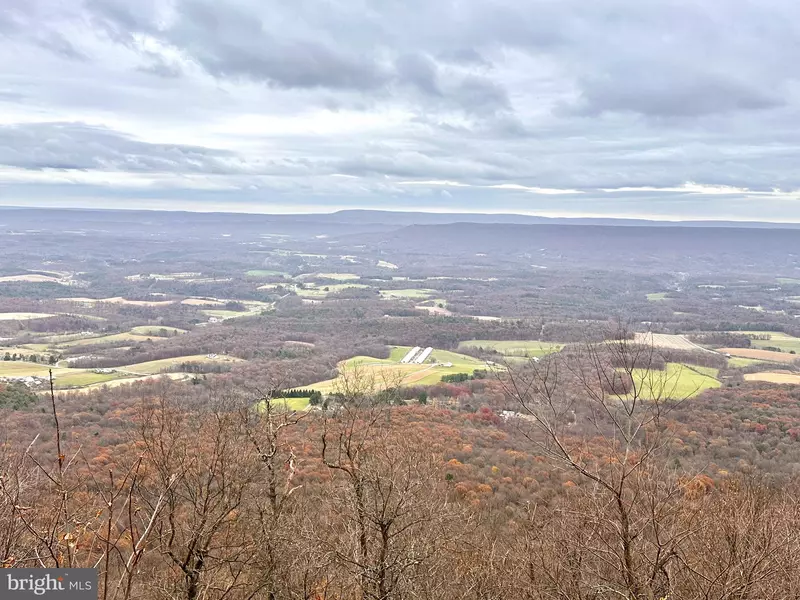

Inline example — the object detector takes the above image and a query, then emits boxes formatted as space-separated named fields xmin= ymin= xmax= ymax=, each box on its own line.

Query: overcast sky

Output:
xmin=2 ymin=0 xmax=800 ymax=220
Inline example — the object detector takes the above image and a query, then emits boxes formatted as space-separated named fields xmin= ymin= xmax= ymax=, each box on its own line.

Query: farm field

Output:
xmin=57 ymin=297 xmax=176 ymax=307
xmin=647 ymin=292 xmax=668 ymax=301
xmin=181 ymin=297 xmax=225 ymax=306
xmin=734 ymin=331 xmax=800 ymax=353
xmin=626 ymin=363 xmax=720 ymax=399
xmin=52 ymin=370 xmax=127 ymax=389
xmin=376 ymin=260 xmax=398 ymax=269
xmin=728 ymin=357 xmax=770 ymax=368
xmin=60 ymin=372 xmax=193 ymax=393
xmin=121 ymin=354 xmax=243 ymax=375
xmin=633 ymin=332 xmax=711 ymax=352
xmin=0 ymin=352 xmax=243 ymax=389
xmin=256 ymin=397 xmax=311 ymax=412
xmin=304 ymin=346 xmax=489 ymax=394
xmin=719 ymin=348 xmax=798 ymax=363
xmin=129 ymin=325 xmax=187 ymax=336
xmin=297 ymin=283 xmax=370 ymax=297
xmin=416 ymin=304 xmax=452 ymax=316
xmin=0 ymin=274 xmax=63 ymax=283
xmin=458 ymin=340 xmax=564 ymax=357
xmin=0 ymin=312 xmax=55 ymax=320
xmin=744 ymin=372 xmax=800 ymax=384
xmin=777 ymin=278 xmax=800 ymax=285
xmin=379 ymin=289 xmax=434 ymax=300
xmin=202 ymin=301 xmax=272 ymax=320
xmin=0 ymin=361 xmax=53 ymax=377
xmin=56 ymin=331 xmax=162 ymax=348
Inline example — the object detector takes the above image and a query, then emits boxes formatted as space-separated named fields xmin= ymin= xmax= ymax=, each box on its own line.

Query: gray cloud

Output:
xmin=0 ymin=122 xmax=240 ymax=173
xmin=1 ymin=0 xmax=800 ymax=219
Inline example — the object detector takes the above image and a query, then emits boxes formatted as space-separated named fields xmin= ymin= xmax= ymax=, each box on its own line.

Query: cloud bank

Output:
xmin=1 ymin=0 xmax=800 ymax=220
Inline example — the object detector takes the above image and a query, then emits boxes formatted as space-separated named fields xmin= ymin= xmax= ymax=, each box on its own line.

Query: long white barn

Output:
xmin=414 ymin=347 xmax=433 ymax=364
xmin=400 ymin=346 xmax=422 ymax=363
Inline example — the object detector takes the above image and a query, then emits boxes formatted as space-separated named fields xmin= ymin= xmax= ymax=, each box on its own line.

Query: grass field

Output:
xmin=647 ymin=292 xmax=669 ymax=301
xmin=58 ymin=297 xmax=176 ymax=307
xmin=778 ymin=278 xmax=800 ymax=285
xmin=129 ymin=325 xmax=187 ymax=336
xmin=380 ymin=289 xmax=434 ymax=300
xmin=181 ymin=297 xmax=225 ymax=306
xmin=303 ymin=346 xmax=488 ymax=393
xmin=377 ymin=260 xmax=398 ymax=269
xmin=60 ymin=372 xmax=193 ymax=393
xmin=295 ymin=283 xmax=370 ymax=297
xmin=56 ymin=332 xmax=159 ymax=348
xmin=0 ymin=312 xmax=55 ymax=320
xmin=52 ymin=370 xmax=127 ymax=389
xmin=203 ymin=309 xmax=247 ymax=319
xmin=733 ymin=331 xmax=800 ymax=353
xmin=625 ymin=363 xmax=720 ymax=399
xmin=256 ymin=397 xmax=310 ymax=411
xmin=744 ymin=372 xmax=800 ymax=384
xmin=728 ymin=357 xmax=770 ymax=368
xmin=118 ymin=354 xmax=242 ymax=375
xmin=719 ymin=348 xmax=797 ymax=363
xmin=0 ymin=362 xmax=53 ymax=377
xmin=458 ymin=340 xmax=564 ymax=357
xmin=0 ymin=274 xmax=62 ymax=283
xmin=633 ymin=332 xmax=711 ymax=352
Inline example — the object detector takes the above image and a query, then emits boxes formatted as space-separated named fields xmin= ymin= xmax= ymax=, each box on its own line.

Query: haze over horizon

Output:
xmin=3 ymin=0 xmax=800 ymax=221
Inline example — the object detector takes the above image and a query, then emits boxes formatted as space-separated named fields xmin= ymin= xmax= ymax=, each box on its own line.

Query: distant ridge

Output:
xmin=0 ymin=206 xmax=799 ymax=230
xmin=325 ymin=209 xmax=800 ymax=229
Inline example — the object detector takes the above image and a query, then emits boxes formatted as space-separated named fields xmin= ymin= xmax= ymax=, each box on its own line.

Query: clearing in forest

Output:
xmin=300 ymin=346 xmax=488 ymax=394
xmin=732 ymin=331 xmax=800 ymax=354
xmin=719 ymin=348 xmax=798 ymax=363
xmin=633 ymin=332 xmax=712 ymax=352
xmin=0 ymin=312 xmax=55 ymax=320
xmin=624 ymin=363 xmax=720 ymax=399
xmin=744 ymin=372 xmax=800 ymax=384
xmin=380 ymin=289 xmax=435 ymax=300
xmin=458 ymin=340 xmax=564 ymax=358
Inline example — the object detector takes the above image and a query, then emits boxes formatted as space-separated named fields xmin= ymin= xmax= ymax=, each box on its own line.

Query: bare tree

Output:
xmin=501 ymin=324 xmax=708 ymax=599
xmin=319 ymin=372 xmax=457 ymax=600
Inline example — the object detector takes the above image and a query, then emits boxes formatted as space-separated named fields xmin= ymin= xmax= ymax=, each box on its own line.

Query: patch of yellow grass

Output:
xmin=744 ymin=372 xmax=800 ymax=384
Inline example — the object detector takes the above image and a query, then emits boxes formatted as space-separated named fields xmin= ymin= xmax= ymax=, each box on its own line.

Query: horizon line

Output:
xmin=0 ymin=203 xmax=799 ymax=226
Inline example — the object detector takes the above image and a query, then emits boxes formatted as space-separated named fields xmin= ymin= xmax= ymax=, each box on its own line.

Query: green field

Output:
xmin=121 ymin=354 xmax=243 ymax=375
xmin=56 ymin=332 xmax=160 ymax=348
xmin=458 ymin=340 xmax=564 ymax=358
xmin=728 ymin=357 xmax=770 ymax=368
xmin=129 ymin=325 xmax=187 ymax=336
xmin=256 ymin=397 xmax=311 ymax=412
xmin=0 ymin=312 xmax=55 ymax=320
xmin=777 ymin=278 xmax=800 ymax=285
xmin=734 ymin=331 xmax=800 ymax=353
xmin=380 ymin=289 xmax=434 ymax=300
xmin=377 ymin=260 xmax=398 ymax=269
xmin=625 ymin=363 xmax=720 ymax=399
xmin=52 ymin=370 xmax=127 ymax=389
xmin=646 ymin=292 xmax=669 ymax=301
xmin=0 ymin=361 xmax=53 ymax=377
xmin=296 ymin=283 xmax=370 ymax=297
xmin=302 ymin=346 xmax=489 ymax=393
